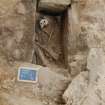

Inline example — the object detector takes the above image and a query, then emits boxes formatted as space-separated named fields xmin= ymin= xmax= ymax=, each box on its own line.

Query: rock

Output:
xmin=87 ymin=48 xmax=105 ymax=84
xmin=75 ymin=47 xmax=105 ymax=105
xmin=76 ymin=85 xmax=102 ymax=105
xmin=72 ymin=0 xmax=79 ymax=2
xmin=0 ymin=62 xmax=70 ymax=103
xmin=86 ymin=48 xmax=105 ymax=104
xmin=62 ymin=2 xmax=82 ymax=71
xmin=64 ymin=84 xmax=105 ymax=105
xmin=63 ymin=71 xmax=89 ymax=105
xmin=63 ymin=48 xmax=105 ymax=105
xmin=79 ymin=2 xmax=105 ymax=104
xmin=0 ymin=0 xmax=17 ymax=17
xmin=0 ymin=0 xmax=34 ymax=63
xmin=62 ymin=2 xmax=105 ymax=104
xmin=70 ymin=52 xmax=87 ymax=77
xmin=38 ymin=0 xmax=71 ymax=14
xmin=16 ymin=3 xmax=26 ymax=15
xmin=80 ymin=0 xmax=105 ymax=49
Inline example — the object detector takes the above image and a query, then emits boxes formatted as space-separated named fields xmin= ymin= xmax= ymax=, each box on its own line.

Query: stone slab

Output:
xmin=38 ymin=0 xmax=71 ymax=14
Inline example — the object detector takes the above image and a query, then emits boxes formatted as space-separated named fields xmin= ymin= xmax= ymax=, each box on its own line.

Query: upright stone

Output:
xmin=62 ymin=1 xmax=81 ymax=71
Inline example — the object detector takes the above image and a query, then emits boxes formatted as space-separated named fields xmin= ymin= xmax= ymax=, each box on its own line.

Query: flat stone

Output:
xmin=38 ymin=0 xmax=71 ymax=14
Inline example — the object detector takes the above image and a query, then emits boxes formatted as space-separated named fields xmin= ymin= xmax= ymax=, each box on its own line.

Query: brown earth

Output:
xmin=0 ymin=0 xmax=105 ymax=105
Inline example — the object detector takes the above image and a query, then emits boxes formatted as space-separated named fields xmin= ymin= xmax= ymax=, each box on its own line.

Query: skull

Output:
xmin=40 ymin=18 xmax=49 ymax=29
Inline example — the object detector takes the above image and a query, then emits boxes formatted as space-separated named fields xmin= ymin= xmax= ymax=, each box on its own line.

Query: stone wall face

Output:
xmin=80 ymin=0 xmax=105 ymax=49
xmin=62 ymin=1 xmax=87 ymax=77
xmin=63 ymin=0 xmax=105 ymax=105
xmin=0 ymin=0 xmax=34 ymax=63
